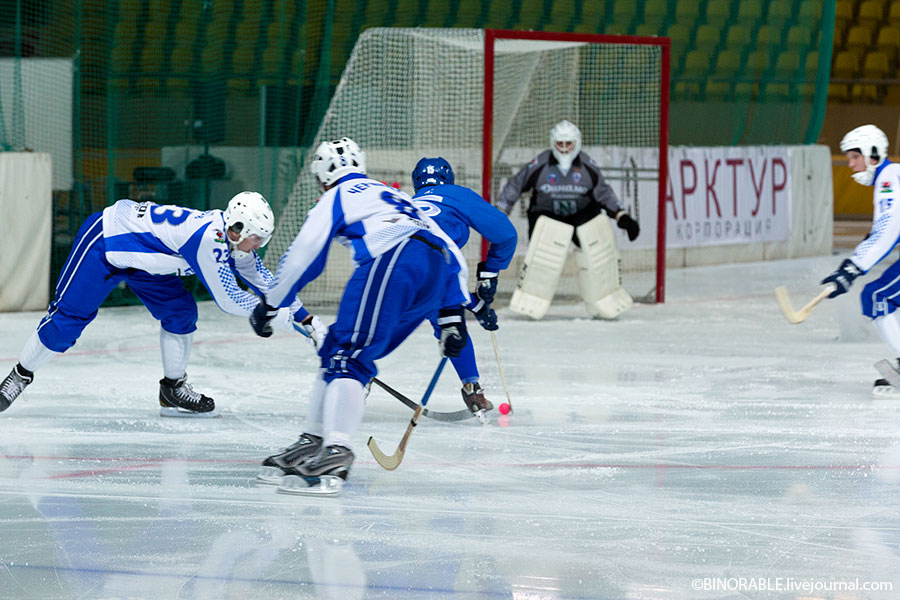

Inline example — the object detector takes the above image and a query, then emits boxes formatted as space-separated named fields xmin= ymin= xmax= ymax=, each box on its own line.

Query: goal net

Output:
xmin=268 ymin=28 xmax=669 ymax=307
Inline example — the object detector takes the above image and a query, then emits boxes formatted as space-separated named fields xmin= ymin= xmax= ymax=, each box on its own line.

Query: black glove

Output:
xmin=437 ymin=307 xmax=468 ymax=357
xmin=471 ymin=299 xmax=498 ymax=331
xmin=476 ymin=261 xmax=498 ymax=304
xmin=617 ymin=212 xmax=640 ymax=241
xmin=821 ymin=258 xmax=863 ymax=298
xmin=250 ymin=301 xmax=279 ymax=338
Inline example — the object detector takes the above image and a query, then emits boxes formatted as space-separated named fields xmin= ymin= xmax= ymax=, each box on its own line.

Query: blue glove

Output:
xmin=250 ymin=301 xmax=278 ymax=338
xmin=437 ymin=307 xmax=468 ymax=357
xmin=476 ymin=261 xmax=498 ymax=304
xmin=821 ymin=258 xmax=862 ymax=298
xmin=471 ymin=299 xmax=498 ymax=331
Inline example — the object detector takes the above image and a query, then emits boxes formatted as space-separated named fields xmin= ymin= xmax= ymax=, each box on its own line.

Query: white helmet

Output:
xmin=310 ymin=137 xmax=366 ymax=187
xmin=840 ymin=124 xmax=889 ymax=186
xmin=223 ymin=191 xmax=274 ymax=258
xmin=550 ymin=120 xmax=582 ymax=175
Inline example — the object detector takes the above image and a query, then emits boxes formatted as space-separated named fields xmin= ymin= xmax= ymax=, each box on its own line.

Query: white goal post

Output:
xmin=268 ymin=28 xmax=669 ymax=306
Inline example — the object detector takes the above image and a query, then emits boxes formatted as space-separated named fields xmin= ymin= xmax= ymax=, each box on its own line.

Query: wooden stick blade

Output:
xmin=774 ymin=286 xmax=803 ymax=323
xmin=367 ymin=436 xmax=403 ymax=471
xmin=367 ymin=406 xmax=422 ymax=471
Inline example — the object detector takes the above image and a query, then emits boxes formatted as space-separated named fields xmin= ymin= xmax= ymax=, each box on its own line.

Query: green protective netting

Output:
xmin=0 ymin=0 xmax=832 ymax=308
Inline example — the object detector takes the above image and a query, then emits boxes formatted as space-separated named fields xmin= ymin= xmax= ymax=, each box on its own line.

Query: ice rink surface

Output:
xmin=3 ymin=254 xmax=900 ymax=600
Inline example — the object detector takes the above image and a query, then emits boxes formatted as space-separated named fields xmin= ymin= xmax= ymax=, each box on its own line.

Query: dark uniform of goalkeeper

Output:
xmin=496 ymin=120 xmax=640 ymax=320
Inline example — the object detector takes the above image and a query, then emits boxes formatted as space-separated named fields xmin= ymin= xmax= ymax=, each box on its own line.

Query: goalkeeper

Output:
xmin=497 ymin=120 xmax=640 ymax=319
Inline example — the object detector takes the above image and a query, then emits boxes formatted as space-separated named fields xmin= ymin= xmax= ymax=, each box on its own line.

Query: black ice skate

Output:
xmin=256 ymin=433 xmax=323 ymax=484
xmin=874 ymin=358 xmax=900 ymax=397
xmin=461 ymin=382 xmax=493 ymax=423
xmin=0 ymin=364 xmax=34 ymax=412
xmin=277 ymin=445 xmax=355 ymax=497
xmin=158 ymin=375 xmax=218 ymax=418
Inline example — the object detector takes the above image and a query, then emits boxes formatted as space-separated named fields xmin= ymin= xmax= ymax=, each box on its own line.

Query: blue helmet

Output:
xmin=412 ymin=157 xmax=454 ymax=191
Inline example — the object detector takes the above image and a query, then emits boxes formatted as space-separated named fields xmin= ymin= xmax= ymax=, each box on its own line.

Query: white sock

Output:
xmin=322 ymin=378 xmax=366 ymax=452
xmin=18 ymin=331 xmax=58 ymax=372
xmin=874 ymin=312 xmax=900 ymax=358
xmin=303 ymin=370 xmax=328 ymax=437
xmin=160 ymin=329 xmax=192 ymax=380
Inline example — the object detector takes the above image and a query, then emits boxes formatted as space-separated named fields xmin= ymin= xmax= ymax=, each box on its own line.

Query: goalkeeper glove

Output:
xmin=616 ymin=212 xmax=640 ymax=241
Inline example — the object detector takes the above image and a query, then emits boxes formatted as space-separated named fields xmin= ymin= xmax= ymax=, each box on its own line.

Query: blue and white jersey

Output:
xmin=411 ymin=183 xmax=517 ymax=273
xmin=852 ymin=160 xmax=900 ymax=272
xmin=267 ymin=174 xmax=470 ymax=308
xmin=101 ymin=199 xmax=276 ymax=316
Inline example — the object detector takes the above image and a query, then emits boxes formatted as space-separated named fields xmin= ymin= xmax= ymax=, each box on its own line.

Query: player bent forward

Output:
xmin=410 ymin=157 xmax=518 ymax=419
xmin=820 ymin=124 xmax=900 ymax=396
xmin=250 ymin=138 xmax=471 ymax=496
xmin=0 ymin=192 xmax=325 ymax=416
xmin=497 ymin=119 xmax=641 ymax=320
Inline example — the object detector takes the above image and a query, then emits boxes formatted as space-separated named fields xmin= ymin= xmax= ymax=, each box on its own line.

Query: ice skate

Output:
xmin=158 ymin=375 xmax=218 ymax=418
xmin=277 ymin=445 xmax=354 ymax=496
xmin=873 ymin=378 xmax=898 ymax=397
xmin=257 ymin=433 xmax=323 ymax=484
xmin=0 ymin=364 xmax=33 ymax=412
xmin=461 ymin=382 xmax=493 ymax=423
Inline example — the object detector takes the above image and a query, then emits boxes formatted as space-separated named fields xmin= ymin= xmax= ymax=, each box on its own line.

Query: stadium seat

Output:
xmin=859 ymin=0 xmax=885 ymax=33
xmin=674 ymin=49 xmax=709 ymax=99
xmin=643 ymin=0 xmax=669 ymax=29
xmin=705 ymin=48 xmax=742 ymax=99
xmin=851 ymin=82 xmax=880 ymax=103
xmin=544 ymin=0 xmax=576 ymax=32
xmin=846 ymin=26 xmax=873 ymax=62
xmin=876 ymin=25 xmax=900 ymax=68
xmin=424 ymin=0 xmax=454 ymax=27
xmin=454 ymin=0 xmax=483 ymax=28
xmin=797 ymin=0 xmax=822 ymax=22
xmin=785 ymin=24 xmax=813 ymax=53
xmin=485 ymin=1 xmax=514 ymax=29
xmin=863 ymin=49 xmax=891 ymax=78
xmin=666 ymin=22 xmax=691 ymax=70
xmin=754 ymin=25 xmax=782 ymax=50
xmin=763 ymin=50 xmax=800 ymax=99
xmin=835 ymin=0 xmax=855 ymax=38
xmin=832 ymin=49 xmax=861 ymax=79
xmin=633 ymin=24 xmax=660 ymax=37
xmin=673 ymin=0 xmax=700 ymax=25
xmin=766 ymin=0 xmax=793 ymax=22
xmin=512 ymin=0 xmax=543 ymax=30
xmin=736 ymin=0 xmax=763 ymax=29
xmin=704 ymin=2 xmax=731 ymax=30
xmin=610 ymin=0 xmax=637 ymax=32
xmin=725 ymin=25 xmax=752 ymax=51
xmin=393 ymin=0 xmax=419 ymax=27
xmin=890 ymin=1 xmax=900 ymax=29
xmin=693 ymin=24 xmax=721 ymax=56
xmin=828 ymin=82 xmax=850 ymax=102
xmin=798 ymin=50 xmax=819 ymax=99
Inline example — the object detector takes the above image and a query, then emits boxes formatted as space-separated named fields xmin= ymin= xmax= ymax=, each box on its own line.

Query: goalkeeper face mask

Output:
xmin=550 ymin=120 xmax=582 ymax=175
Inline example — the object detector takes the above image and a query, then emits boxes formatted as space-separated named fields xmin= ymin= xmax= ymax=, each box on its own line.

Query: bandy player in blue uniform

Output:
xmin=250 ymin=137 xmax=471 ymax=496
xmin=820 ymin=125 xmax=900 ymax=395
xmin=0 ymin=192 xmax=324 ymax=416
xmin=410 ymin=157 xmax=517 ymax=420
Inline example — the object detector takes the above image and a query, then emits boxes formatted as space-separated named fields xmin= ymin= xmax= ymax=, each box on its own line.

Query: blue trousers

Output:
xmin=861 ymin=260 xmax=900 ymax=319
xmin=318 ymin=236 xmax=463 ymax=384
xmin=36 ymin=212 xmax=198 ymax=353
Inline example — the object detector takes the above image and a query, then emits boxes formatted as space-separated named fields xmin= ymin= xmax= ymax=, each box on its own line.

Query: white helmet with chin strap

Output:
xmin=310 ymin=137 xmax=366 ymax=187
xmin=550 ymin=120 xmax=582 ymax=175
xmin=840 ymin=124 xmax=889 ymax=186
xmin=223 ymin=191 xmax=274 ymax=258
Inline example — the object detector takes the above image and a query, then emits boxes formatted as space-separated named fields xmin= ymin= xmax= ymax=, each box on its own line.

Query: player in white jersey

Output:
xmin=0 ymin=192 xmax=325 ymax=416
xmin=249 ymin=137 xmax=471 ymax=495
xmin=820 ymin=125 xmax=900 ymax=395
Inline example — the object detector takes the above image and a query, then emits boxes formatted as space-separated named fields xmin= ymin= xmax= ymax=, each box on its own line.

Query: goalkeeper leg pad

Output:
xmin=509 ymin=216 xmax=573 ymax=320
xmin=575 ymin=215 xmax=633 ymax=320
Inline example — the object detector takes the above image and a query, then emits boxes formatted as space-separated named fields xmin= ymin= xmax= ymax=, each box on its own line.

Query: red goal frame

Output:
xmin=481 ymin=29 xmax=670 ymax=303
